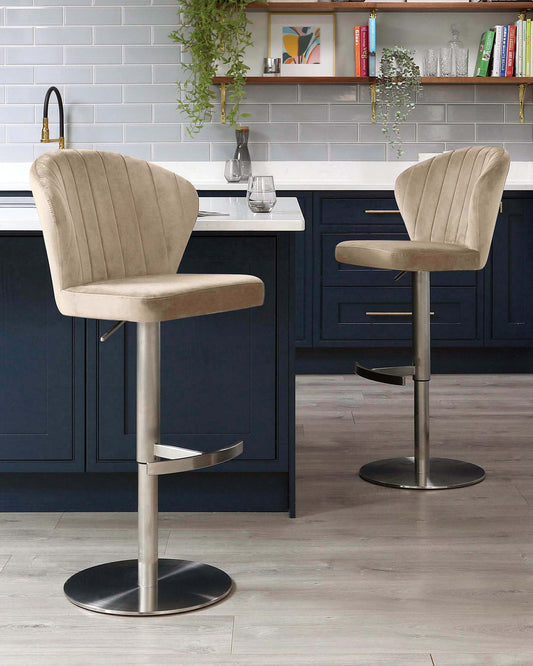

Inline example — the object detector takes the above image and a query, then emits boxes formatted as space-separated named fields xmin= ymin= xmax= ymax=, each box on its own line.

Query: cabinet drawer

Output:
xmin=323 ymin=233 xmax=478 ymax=288
xmin=321 ymin=286 xmax=478 ymax=341
xmin=319 ymin=196 xmax=400 ymax=226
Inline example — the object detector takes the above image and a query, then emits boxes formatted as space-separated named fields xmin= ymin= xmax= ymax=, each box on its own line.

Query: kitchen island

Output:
xmin=0 ymin=193 xmax=304 ymax=516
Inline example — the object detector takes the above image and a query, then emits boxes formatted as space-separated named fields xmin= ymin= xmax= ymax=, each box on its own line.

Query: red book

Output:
xmin=360 ymin=25 xmax=369 ymax=77
xmin=354 ymin=26 xmax=361 ymax=77
xmin=506 ymin=24 xmax=517 ymax=76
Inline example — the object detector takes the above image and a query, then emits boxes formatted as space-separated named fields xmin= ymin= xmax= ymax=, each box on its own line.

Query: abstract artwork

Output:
xmin=269 ymin=13 xmax=335 ymax=77
xmin=282 ymin=26 xmax=321 ymax=65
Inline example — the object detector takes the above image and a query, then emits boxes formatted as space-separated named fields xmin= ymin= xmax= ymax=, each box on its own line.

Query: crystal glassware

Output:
xmin=234 ymin=127 xmax=252 ymax=182
xmin=224 ymin=159 xmax=241 ymax=183
xmin=423 ymin=48 xmax=439 ymax=77
xmin=439 ymin=47 xmax=453 ymax=77
xmin=247 ymin=176 xmax=277 ymax=213
xmin=455 ymin=46 xmax=469 ymax=77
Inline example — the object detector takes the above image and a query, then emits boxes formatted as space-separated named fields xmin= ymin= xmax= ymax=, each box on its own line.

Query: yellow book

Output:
xmin=526 ymin=19 xmax=531 ymax=76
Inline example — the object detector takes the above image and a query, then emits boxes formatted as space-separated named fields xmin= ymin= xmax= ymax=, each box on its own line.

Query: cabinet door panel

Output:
xmin=0 ymin=236 xmax=83 ymax=471
xmin=89 ymin=235 xmax=278 ymax=471
xmin=491 ymin=200 xmax=533 ymax=341
xmin=321 ymin=286 xmax=478 ymax=342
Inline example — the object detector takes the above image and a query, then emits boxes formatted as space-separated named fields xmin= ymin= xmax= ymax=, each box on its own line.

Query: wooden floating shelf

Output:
xmin=213 ymin=76 xmax=533 ymax=85
xmin=246 ymin=2 xmax=533 ymax=12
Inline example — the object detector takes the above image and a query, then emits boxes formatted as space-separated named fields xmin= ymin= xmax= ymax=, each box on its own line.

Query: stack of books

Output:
xmin=354 ymin=14 xmax=376 ymax=77
xmin=475 ymin=20 xmax=533 ymax=77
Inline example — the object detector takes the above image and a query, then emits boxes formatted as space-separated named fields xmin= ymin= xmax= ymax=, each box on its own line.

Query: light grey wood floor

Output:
xmin=1 ymin=374 xmax=532 ymax=666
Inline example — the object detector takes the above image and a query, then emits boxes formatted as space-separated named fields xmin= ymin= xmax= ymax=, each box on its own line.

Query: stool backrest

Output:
xmin=394 ymin=146 xmax=510 ymax=270
xmin=30 ymin=149 xmax=199 ymax=293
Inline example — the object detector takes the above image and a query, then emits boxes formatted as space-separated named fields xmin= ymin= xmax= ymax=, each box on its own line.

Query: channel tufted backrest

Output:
xmin=30 ymin=149 xmax=199 ymax=294
xmin=394 ymin=146 xmax=510 ymax=270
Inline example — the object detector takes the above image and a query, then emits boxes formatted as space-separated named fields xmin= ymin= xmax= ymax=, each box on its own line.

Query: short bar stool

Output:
xmin=335 ymin=146 xmax=510 ymax=490
xmin=31 ymin=149 xmax=264 ymax=615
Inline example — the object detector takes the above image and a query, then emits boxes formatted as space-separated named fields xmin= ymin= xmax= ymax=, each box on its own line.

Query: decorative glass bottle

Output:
xmin=233 ymin=126 xmax=252 ymax=182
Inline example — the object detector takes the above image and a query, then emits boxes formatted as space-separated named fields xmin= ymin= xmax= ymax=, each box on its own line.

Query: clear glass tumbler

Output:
xmin=455 ymin=46 xmax=469 ymax=77
xmin=439 ymin=47 xmax=453 ymax=77
xmin=423 ymin=48 xmax=439 ymax=77
xmin=224 ymin=159 xmax=241 ymax=183
xmin=247 ymin=176 xmax=277 ymax=213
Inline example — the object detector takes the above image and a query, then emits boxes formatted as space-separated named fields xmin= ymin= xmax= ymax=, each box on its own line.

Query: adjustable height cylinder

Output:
xmin=412 ymin=271 xmax=431 ymax=487
xmin=137 ymin=322 xmax=160 ymax=602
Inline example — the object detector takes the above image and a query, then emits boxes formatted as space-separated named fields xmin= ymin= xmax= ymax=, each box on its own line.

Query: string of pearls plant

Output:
xmin=376 ymin=46 xmax=422 ymax=158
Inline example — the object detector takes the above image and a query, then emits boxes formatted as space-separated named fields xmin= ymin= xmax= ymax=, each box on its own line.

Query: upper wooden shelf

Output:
xmin=246 ymin=2 xmax=533 ymax=12
xmin=213 ymin=76 xmax=533 ymax=84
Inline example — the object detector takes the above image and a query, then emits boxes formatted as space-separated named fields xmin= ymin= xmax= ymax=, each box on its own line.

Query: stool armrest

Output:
xmin=146 ymin=440 xmax=243 ymax=476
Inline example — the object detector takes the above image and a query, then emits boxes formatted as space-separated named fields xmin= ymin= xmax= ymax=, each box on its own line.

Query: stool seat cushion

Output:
xmin=58 ymin=273 xmax=265 ymax=323
xmin=335 ymin=240 xmax=481 ymax=272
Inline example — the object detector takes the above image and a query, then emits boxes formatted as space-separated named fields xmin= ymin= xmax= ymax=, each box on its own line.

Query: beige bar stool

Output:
xmin=31 ymin=149 xmax=264 ymax=615
xmin=335 ymin=146 xmax=510 ymax=490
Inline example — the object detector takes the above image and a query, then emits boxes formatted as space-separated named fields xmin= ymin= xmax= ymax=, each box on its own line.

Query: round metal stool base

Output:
xmin=64 ymin=558 xmax=233 ymax=616
xmin=359 ymin=457 xmax=486 ymax=490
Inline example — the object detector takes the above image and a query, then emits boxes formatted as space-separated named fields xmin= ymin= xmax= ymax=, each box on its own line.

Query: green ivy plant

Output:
xmin=169 ymin=0 xmax=253 ymax=134
xmin=376 ymin=46 xmax=422 ymax=158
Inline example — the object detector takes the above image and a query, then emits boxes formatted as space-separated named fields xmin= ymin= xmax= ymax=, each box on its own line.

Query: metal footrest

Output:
xmin=355 ymin=362 xmax=415 ymax=386
xmin=146 ymin=440 xmax=243 ymax=476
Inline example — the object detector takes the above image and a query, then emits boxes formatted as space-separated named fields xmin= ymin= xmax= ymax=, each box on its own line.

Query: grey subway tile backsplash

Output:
xmin=418 ymin=124 xmax=475 ymax=143
xmin=271 ymin=104 xmax=328 ymax=123
xmin=270 ymin=143 xmax=328 ymax=161
xmin=329 ymin=143 xmax=386 ymax=161
xmin=0 ymin=10 xmax=530 ymax=163
xmin=94 ymin=26 xmax=150 ymax=45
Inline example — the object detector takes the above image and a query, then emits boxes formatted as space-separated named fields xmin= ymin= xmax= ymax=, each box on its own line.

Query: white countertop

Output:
xmin=2 ymin=160 xmax=533 ymax=191
xmin=0 ymin=196 xmax=305 ymax=232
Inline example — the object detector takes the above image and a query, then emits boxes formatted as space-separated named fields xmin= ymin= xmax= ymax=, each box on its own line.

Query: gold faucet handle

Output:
xmin=41 ymin=117 xmax=50 ymax=142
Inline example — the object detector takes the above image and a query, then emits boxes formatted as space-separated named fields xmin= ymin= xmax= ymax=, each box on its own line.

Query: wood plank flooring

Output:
xmin=1 ymin=374 xmax=532 ymax=665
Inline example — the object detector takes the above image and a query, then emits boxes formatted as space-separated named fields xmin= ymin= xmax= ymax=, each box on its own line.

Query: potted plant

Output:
xmin=375 ymin=46 xmax=422 ymax=158
xmin=170 ymin=0 xmax=253 ymax=134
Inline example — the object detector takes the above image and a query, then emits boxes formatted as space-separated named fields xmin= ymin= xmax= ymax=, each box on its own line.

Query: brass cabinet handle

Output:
xmin=365 ymin=312 xmax=435 ymax=316
xmin=500 ymin=201 xmax=503 ymax=213
xmin=365 ymin=209 xmax=401 ymax=214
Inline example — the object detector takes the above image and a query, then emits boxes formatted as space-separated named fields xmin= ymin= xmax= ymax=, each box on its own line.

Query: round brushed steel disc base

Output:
xmin=359 ymin=457 xmax=486 ymax=490
xmin=64 ymin=558 xmax=233 ymax=616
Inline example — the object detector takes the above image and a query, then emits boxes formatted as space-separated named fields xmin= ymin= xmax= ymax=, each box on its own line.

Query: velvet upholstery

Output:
xmin=335 ymin=146 xmax=510 ymax=272
xmin=30 ymin=150 xmax=264 ymax=322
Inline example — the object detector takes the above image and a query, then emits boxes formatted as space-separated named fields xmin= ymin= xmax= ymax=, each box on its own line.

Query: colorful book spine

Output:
xmin=474 ymin=30 xmax=495 ymax=77
xmin=491 ymin=25 xmax=503 ymax=76
xmin=368 ymin=14 xmax=376 ymax=77
xmin=361 ymin=26 xmax=369 ymax=77
xmin=499 ymin=25 xmax=508 ymax=76
xmin=506 ymin=24 xmax=516 ymax=76
xmin=516 ymin=20 xmax=523 ymax=76
xmin=354 ymin=26 xmax=361 ymax=77
xmin=523 ymin=20 xmax=527 ymax=76
xmin=525 ymin=19 xmax=531 ymax=76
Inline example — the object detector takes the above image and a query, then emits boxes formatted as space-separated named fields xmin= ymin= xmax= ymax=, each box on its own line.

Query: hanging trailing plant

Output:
xmin=169 ymin=0 xmax=253 ymax=134
xmin=376 ymin=46 xmax=422 ymax=158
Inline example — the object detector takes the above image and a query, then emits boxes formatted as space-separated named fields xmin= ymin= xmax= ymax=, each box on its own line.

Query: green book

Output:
xmin=474 ymin=30 xmax=495 ymax=77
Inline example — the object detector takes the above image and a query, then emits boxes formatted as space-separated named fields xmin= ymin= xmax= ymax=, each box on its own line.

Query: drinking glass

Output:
xmin=247 ymin=176 xmax=277 ymax=213
xmin=423 ymin=48 xmax=439 ymax=77
xmin=439 ymin=47 xmax=453 ymax=77
xmin=455 ymin=46 xmax=469 ymax=77
xmin=224 ymin=159 xmax=241 ymax=183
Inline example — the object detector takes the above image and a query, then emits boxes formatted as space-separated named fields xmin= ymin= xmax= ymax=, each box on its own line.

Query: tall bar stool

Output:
xmin=30 ymin=149 xmax=264 ymax=615
xmin=335 ymin=146 xmax=510 ymax=490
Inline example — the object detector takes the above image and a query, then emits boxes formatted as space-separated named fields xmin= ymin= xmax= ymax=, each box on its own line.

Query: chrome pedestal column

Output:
xmin=64 ymin=322 xmax=233 ymax=615
xmin=359 ymin=272 xmax=486 ymax=490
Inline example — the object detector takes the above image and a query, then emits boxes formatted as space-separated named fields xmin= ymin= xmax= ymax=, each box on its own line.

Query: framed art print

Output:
xmin=268 ymin=13 xmax=336 ymax=77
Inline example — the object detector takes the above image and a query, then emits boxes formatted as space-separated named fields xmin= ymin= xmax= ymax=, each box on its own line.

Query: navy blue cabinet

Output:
xmin=0 ymin=234 xmax=84 ymax=472
xmin=314 ymin=193 xmax=484 ymax=348
xmin=489 ymin=197 xmax=533 ymax=343
xmin=86 ymin=234 xmax=288 ymax=475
